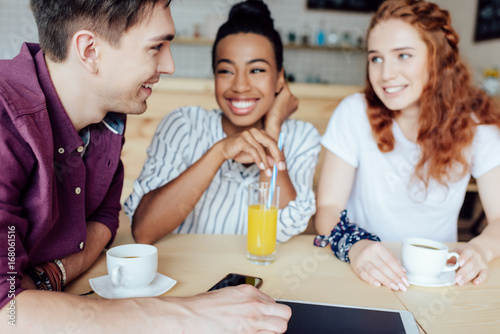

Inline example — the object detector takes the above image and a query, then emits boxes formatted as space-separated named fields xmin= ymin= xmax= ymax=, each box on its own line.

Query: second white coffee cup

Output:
xmin=402 ymin=237 xmax=459 ymax=279
xmin=106 ymin=244 xmax=158 ymax=290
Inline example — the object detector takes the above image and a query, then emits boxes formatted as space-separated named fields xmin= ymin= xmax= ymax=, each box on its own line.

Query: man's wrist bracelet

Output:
xmin=26 ymin=267 xmax=45 ymax=290
xmin=53 ymin=259 xmax=67 ymax=288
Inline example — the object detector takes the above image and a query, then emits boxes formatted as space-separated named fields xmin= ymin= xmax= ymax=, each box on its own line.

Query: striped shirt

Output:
xmin=124 ymin=106 xmax=320 ymax=242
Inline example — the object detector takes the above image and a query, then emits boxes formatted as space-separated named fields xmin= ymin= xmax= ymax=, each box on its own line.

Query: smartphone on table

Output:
xmin=207 ymin=273 xmax=263 ymax=291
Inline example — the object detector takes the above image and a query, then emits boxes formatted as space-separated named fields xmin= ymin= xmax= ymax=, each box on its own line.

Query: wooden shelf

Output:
xmin=173 ymin=37 xmax=365 ymax=53
xmin=284 ymin=43 xmax=365 ymax=52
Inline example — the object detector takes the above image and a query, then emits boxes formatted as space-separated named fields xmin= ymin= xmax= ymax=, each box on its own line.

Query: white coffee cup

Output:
xmin=106 ymin=244 xmax=158 ymax=290
xmin=402 ymin=237 xmax=460 ymax=278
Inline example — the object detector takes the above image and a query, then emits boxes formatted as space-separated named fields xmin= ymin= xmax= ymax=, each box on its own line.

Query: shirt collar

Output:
xmin=102 ymin=112 xmax=125 ymax=135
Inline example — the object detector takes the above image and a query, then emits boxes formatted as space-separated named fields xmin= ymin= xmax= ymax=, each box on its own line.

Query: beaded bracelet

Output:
xmin=313 ymin=210 xmax=381 ymax=263
xmin=26 ymin=267 xmax=45 ymax=290
xmin=53 ymin=259 xmax=67 ymax=290
xmin=26 ymin=260 xmax=66 ymax=292
xmin=41 ymin=262 xmax=62 ymax=292
xmin=41 ymin=263 xmax=57 ymax=291
xmin=33 ymin=265 xmax=53 ymax=291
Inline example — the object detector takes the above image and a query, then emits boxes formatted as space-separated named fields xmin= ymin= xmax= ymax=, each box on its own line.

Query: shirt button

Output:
xmin=75 ymin=187 xmax=81 ymax=195
xmin=77 ymin=146 xmax=84 ymax=153
xmin=79 ymin=242 xmax=84 ymax=249
xmin=58 ymin=148 xmax=65 ymax=154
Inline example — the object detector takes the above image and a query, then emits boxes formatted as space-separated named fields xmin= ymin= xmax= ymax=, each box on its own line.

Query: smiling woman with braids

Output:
xmin=315 ymin=0 xmax=500 ymax=291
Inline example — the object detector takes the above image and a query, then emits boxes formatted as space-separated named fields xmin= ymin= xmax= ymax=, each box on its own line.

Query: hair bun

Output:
xmin=212 ymin=0 xmax=284 ymax=72
xmin=228 ymin=0 xmax=274 ymax=28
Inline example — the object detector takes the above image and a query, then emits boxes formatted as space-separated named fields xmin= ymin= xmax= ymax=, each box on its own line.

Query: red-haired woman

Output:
xmin=315 ymin=0 xmax=500 ymax=291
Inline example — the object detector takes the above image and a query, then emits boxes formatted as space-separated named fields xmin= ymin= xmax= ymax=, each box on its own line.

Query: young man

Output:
xmin=0 ymin=1 xmax=290 ymax=332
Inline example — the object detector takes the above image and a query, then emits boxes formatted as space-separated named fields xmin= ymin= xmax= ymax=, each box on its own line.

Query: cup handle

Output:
xmin=110 ymin=265 xmax=123 ymax=286
xmin=442 ymin=252 xmax=460 ymax=272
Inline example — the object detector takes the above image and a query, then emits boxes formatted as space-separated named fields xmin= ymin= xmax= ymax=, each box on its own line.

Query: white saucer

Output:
xmin=89 ymin=273 xmax=176 ymax=299
xmin=407 ymin=271 xmax=456 ymax=288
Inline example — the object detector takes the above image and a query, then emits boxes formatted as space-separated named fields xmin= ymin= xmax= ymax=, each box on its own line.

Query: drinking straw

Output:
xmin=266 ymin=132 xmax=283 ymax=209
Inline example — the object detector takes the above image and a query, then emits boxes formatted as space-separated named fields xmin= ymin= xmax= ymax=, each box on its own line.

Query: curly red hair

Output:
xmin=364 ymin=0 xmax=500 ymax=188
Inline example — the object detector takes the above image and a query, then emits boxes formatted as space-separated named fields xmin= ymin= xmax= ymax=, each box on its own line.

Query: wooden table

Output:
xmin=68 ymin=215 xmax=500 ymax=334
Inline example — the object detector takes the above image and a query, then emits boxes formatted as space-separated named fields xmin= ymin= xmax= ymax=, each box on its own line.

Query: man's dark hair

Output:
xmin=30 ymin=0 xmax=173 ymax=62
xmin=212 ymin=0 xmax=283 ymax=73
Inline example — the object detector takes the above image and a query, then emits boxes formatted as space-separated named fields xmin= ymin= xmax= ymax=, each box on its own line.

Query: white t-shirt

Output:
xmin=321 ymin=93 xmax=500 ymax=242
xmin=125 ymin=106 xmax=321 ymax=242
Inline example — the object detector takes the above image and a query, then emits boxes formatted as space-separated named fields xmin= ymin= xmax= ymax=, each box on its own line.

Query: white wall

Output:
xmin=0 ymin=0 xmax=37 ymax=59
xmin=1 ymin=0 xmax=498 ymax=85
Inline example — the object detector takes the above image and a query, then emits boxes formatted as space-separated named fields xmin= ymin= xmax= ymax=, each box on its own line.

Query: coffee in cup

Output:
xmin=402 ymin=237 xmax=459 ymax=279
xmin=106 ymin=244 xmax=158 ymax=289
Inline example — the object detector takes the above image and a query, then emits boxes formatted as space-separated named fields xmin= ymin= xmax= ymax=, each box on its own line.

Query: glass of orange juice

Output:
xmin=247 ymin=182 xmax=279 ymax=265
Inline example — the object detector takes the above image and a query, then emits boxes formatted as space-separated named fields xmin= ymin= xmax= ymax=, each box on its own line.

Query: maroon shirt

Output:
xmin=0 ymin=43 xmax=125 ymax=308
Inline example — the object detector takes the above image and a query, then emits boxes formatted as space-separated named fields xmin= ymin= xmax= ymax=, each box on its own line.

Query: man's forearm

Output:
xmin=3 ymin=285 xmax=290 ymax=334
xmin=2 ymin=290 xmax=176 ymax=333
xmin=62 ymin=221 xmax=112 ymax=283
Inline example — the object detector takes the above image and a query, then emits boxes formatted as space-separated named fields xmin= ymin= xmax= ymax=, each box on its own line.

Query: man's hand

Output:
xmin=168 ymin=284 xmax=291 ymax=333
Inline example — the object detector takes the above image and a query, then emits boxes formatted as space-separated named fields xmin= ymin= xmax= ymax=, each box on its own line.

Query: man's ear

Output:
xmin=275 ymin=68 xmax=286 ymax=94
xmin=72 ymin=31 xmax=99 ymax=74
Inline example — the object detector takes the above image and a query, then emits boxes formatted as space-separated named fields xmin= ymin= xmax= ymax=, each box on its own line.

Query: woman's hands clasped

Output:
xmin=216 ymin=128 xmax=286 ymax=177
xmin=215 ymin=81 xmax=296 ymax=175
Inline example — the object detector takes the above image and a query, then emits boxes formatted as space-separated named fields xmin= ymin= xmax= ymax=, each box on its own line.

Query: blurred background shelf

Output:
xmin=174 ymin=37 xmax=365 ymax=53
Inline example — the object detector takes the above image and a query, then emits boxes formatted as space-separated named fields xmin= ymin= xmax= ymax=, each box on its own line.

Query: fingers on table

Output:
xmin=355 ymin=244 xmax=409 ymax=291
xmin=358 ymin=264 xmax=408 ymax=291
xmin=455 ymin=249 xmax=489 ymax=286
xmin=472 ymin=269 xmax=489 ymax=285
